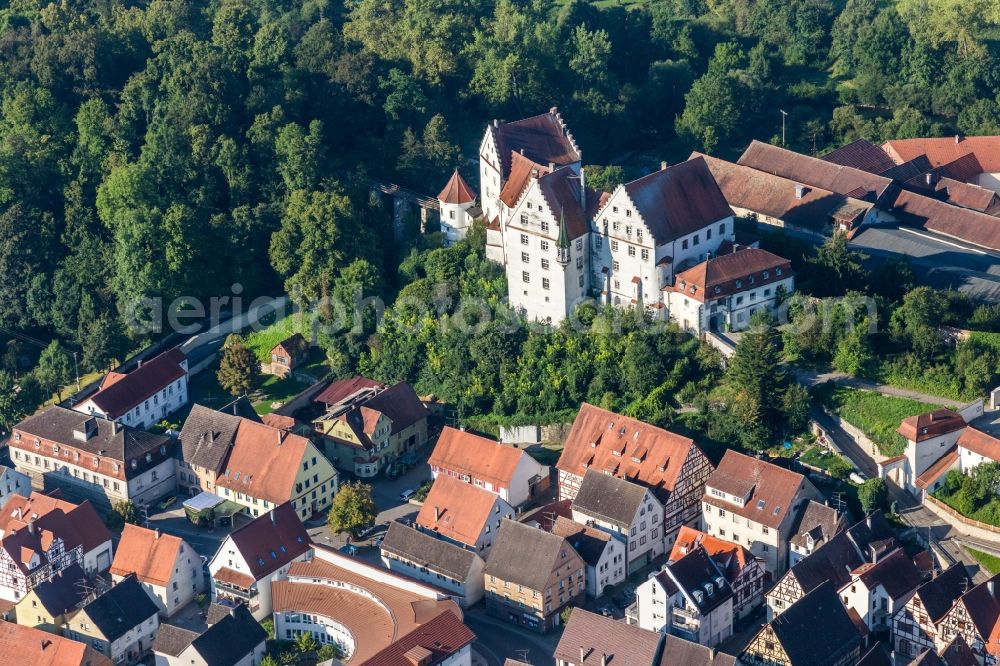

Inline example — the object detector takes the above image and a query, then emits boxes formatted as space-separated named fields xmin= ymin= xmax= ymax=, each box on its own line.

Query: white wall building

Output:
xmin=437 ymin=169 xmax=478 ymax=245
xmin=0 ymin=466 xmax=30 ymax=508
xmin=110 ymin=524 xmax=204 ymax=618
xmin=381 ymin=521 xmax=486 ymax=607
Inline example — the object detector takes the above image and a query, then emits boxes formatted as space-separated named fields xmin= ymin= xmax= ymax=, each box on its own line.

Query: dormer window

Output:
xmin=735 ymin=280 xmax=742 ymax=289
xmin=145 ymin=453 xmax=152 ymax=463
xmin=757 ymin=499 xmax=765 ymax=510
xmin=53 ymin=445 xmax=60 ymax=455
xmin=776 ymin=268 xmax=782 ymax=276
xmin=762 ymin=271 xmax=769 ymax=279
xmin=113 ymin=464 xmax=119 ymax=473
xmin=34 ymin=438 xmax=40 ymax=449
xmin=95 ymin=457 xmax=101 ymax=468
xmin=160 ymin=445 xmax=166 ymax=455
xmin=748 ymin=276 xmax=755 ymax=284
xmin=130 ymin=459 xmax=137 ymax=470
xmin=13 ymin=432 xmax=19 ymax=441
xmin=714 ymin=286 xmax=721 ymax=294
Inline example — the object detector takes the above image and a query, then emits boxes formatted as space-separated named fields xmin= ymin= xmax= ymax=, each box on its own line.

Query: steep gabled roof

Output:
xmin=822 ymin=139 xmax=897 ymax=174
xmin=178 ymin=403 xmax=243 ymax=473
xmin=215 ymin=418 xmax=318 ymax=504
xmin=0 ymin=621 xmax=112 ymax=666
xmin=621 ymin=157 xmax=734 ymax=244
xmin=888 ymin=188 xmax=1000 ymax=252
xmin=80 ymin=575 xmax=159 ymax=642
xmin=86 ymin=348 xmax=187 ymax=418
xmin=358 ymin=608 xmax=476 ymax=666
xmin=762 ymin=581 xmax=862 ymax=666
xmin=739 ymin=140 xmax=894 ymax=203
xmin=416 ymin=475 xmax=507 ymax=547
xmin=669 ymin=526 xmax=756 ymax=583
xmin=494 ymin=107 xmax=581 ymax=180
xmin=0 ymin=493 xmax=112 ymax=571
xmin=958 ymin=572 xmax=1000 ymax=653
xmin=382 ymin=521 xmax=480 ymax=581
xmin=852 ymin=547 xmax=923 ymax=601
xmin=913 ymin=563 xmax=972 ymax=624
xmin=224 ymin=502 xmax=312 ymax=580
xmin=189 ymin=604 xmax=268 ymax=666
xmin=671 ymin=247 xmax=792 ymax=304
xmin=438 ymin=169 xmax=476 ymax=205
xmin=313 ymin=376 xmax=386 ymax=407
xmin=704 ymin=451 xmax=806 ymax=529
xmin=484 ymin=519 xmax=578 ymax=590
xmin=555 ymin=608 xmax=663 ymax=666
xmin=958 ymin=427 xmax=1000 ymax=462
xmin=428 ymin=427 xmax=530 ymax=489
xmin=898 ymin=409 xmax=967 ymax=443
xmin=882 ymin=136 xmax=1000 ymax=174
xmin=789 ymin=500 xmax=847 ymax=551
xmin=109 ymin=524 xmax=184 ymax=587
xmin=557 ymin=403 xmax=703 ymax=500
xmin=571 ymin=470 xmax=650 ymax=528
xmin=550 ymin=517 xmax=613 ymax=568
xmin=27 ymin=563 xmax=89 ymax=616
xmin=664 ymin=546 xmax=734 ymax=615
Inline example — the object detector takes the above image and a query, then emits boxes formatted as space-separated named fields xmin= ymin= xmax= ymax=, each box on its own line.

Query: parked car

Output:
xmin=340 ymin=544 xmax=359 ymax=556
xmin=399 ymin=488 xmax=416 ymax=502
xmin=158 ymin=496 xmax=177 ymax=510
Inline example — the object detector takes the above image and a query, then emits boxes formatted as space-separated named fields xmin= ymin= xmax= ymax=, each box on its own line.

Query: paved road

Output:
xmin=465 ymin=610 xmax=559 ymax=666
xmin=795 ymin=368 xmax=967 ymax=409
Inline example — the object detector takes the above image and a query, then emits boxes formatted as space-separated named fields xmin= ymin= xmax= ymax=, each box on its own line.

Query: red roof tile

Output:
xmin=882 ymin=136 xmax=1000 ymax=174
xmin=109 ymin=523 xmax=184 ymax=587
xmin=213 ymin=566 xmax=255 ymax=589
xmin=915 ymin=449 xmax=959 ymax=490
xmin=671 ymin=247 xmax=792 ymax=303
xmin=495 ymin=108 xmax=581 ymax=180
xmin=87 ymin=348 xmax=187 ymax=418
xmin=499 ymin=151 xmax=550 ymax=208
xmin=216 ymin=420 xmax=317 ymax=504
xmin=359 ymin=608 xmax=475 ymax=666
xmin=958 ymin=427 xmax=1000 ymax=462
xmin=669 ymin=526 xmax=755 ymax=582
xmin=416 ymin=475 xmax=507 ymax=547
xmin=428 ymin=428 xmax=527 ymax=489
xmin=704 ymin=451 xmax=806 ymax=529
xmin=224 ymin=502 xmax=312 ymax=580
xmin=557 ymin=403 xmax=704 ymax=500
xmin=821 ymin=140 xmax=897 ymax=174
xmin=0 ymin=622 xmax=112 ymax=665
xmin=314 ymin=376 xmax=386 ymax=407
xmin=898 ymin=409 xmax=966 ymax=442
xmin=438 ymin=169 xmax=476 ymax=205
xmin=888 ymin=189 xmax=1000 ymax=252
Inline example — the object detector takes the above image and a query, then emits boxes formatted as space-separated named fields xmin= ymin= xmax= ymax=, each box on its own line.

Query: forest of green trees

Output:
xmin=1 ymin=0 xmax=999 ymax=430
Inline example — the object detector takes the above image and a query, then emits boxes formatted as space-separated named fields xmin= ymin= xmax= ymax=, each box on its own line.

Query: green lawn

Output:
xmin=244 ymin=313 xmax=314 ymax=363
xmin=252 ymin=374 xmax=311 ymax=415
xmin=969 ymin=331 xmax=1000 ymax=355
xmin=813 ymin=385 xmax=944 ymax=457
xmin=799 ymin=445 xmax=853 ymax=480
xmin=966 ymin=547 xmax=1000 ymax=575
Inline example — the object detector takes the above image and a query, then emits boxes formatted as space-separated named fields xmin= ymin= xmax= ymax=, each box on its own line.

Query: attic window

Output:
xmin=714 ymin=286 xmax=721 ymax=294
xmin=34 ymin=438 xmax=40 ymax=449
xmin=159 ymin=445 xmax=166 ymax=456
xmin=296 ymin=536 xmax=304 ymax=544
xmin=113 ymin=464 xmax=120 ymax=473
xmin=704 ymin=583 xmax=714 ymax=596
xmin=13 ymin=432 xmax=19 ymax=441
xmin=608 ymin=422 xmax=615 ymax=430
xmin=234 ymin=472 xmax=241 ymax=482
xmin=776 ymin=268 xmax=782 ymax=276
xmin=748 ymin=276 xmax=755 ymax=284
xmin=130 ymin=459 xmax=136 ymax=469
xmin=145 ymin=453 xmax=152 ymax=463
xmin=590 ymin=441 xmax=598 ymax=448
xmin=95 ymin=457 xmax=102 ymax=468
xmin=258 ymin=558 xmax=265 ymax=566
xmin=763 ymin=271 xmax=769 ymax=279
xmin=280 ymin=545 xmax=287 ymax=553
xmin=735 ymin=280 xmax=742 ymax=289
xmin=619 ymin=427 xmax=626 ymax=436
xmin=657 ymin=460 xmax=668 ymax=472
xmin=74 ymin=452 xmax=79 ymax=461
xmin=270 ymin=551 xmax=277 ymax=559
xmin=756 ymin=499 xmax=765 ymax=510
xmin=773 ymin=506 xmax=781 ymax=516
xmin=921 ymin=428 xmax=928 ymax=435
xmin=53 ymin=445 xmax=60 ymax=455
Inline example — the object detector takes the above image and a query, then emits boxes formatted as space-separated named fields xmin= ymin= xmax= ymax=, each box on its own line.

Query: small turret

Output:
xmin=557 ymin=208 xmax=570 ymax=265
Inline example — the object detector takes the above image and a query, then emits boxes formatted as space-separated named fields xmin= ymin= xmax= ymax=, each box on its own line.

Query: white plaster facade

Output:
xmin=571 ymin=489 xmax=664 ymax=575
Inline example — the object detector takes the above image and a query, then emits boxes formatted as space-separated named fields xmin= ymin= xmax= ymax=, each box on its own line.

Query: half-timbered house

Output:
xmin=669 ymin=526 xmax=767 ymax=620
xmin=893 ymin=564 xmax=973 ymax=662
xmin=937 ymin=573 xmax=1000 ymax=665
xmin=556 ymin=404 xmax=713 ymax=549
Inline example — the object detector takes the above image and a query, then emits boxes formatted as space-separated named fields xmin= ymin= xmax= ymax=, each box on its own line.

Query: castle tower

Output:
xmin=437 ymin=169 xmax=477 ymax=246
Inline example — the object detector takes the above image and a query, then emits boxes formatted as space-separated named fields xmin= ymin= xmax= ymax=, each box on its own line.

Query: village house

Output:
xmin=742 ymin=581 xmax=864 ymax=666
xmin=550 ymin=516 xmax=626 ymax=598
xmin=0 ymin=465 xmax=30 ymax=508
xmin=0 ymin=492 xmax=113 ymax=602
xmin=64 ymin=574 xmax=160 ymax=666
xmin=893 ymin=563 xmax=974 ymax=661
xmin=267 ymin=333 xmax=310 ymax=377
xmin=207 ymin=502 xmax=313 ymax=620
xmin=702 ymin=450 xmax=819 ymax=575
xmin=936 ymin=572 xmax=1000 ymax=665
xmin=589 ymin=157 xmax=735 ymax=314
xmin=415 ymin=474 xmax=515 ymax=556
xmin=696 ymin=152 xmax=877 ymax=238
xmin=151 ymin=603 xmax=267 ymax=666
xmin=633 ymin=546 xmax=734 ymax=648
xmin=437 ymin=168 xmax=478 ymax=245
xmin=73 ymin=348 xmax=188 ymax=430
xmin=669 ymin=526 xmax=767 ymax=620
xmin=905 ymin=637 xmax=978 ymax=666
xmin=179 ymin=404 xmax=338 ymax=521
xmin=882 ymin=136 xmax=1000 ymax=192
xmin=312 ymin=376 xmax=429 ymax=478
xmin=10 ymin=406 xmax=176 ymax=510
xmin=381 ymin=520 xmax=486 ymax=607
xmin=839 ymin=547 xmax=923 ymax=633
xmin=0 ymin=621 xmax=113 ymax=666
xmin=787 ymin=500 xmax=848 ymax=567
xmin=879 ymin=406 xmax=977 ymax=498
xmin=556 ymin=404 xmax=713 ymax=548
xmin=570 ymin=469 xmax=664 ymax=574
xmin=13 ymin=562 xmax=89 ymax=633
xmin=109 ymin=524 xmax=203 ymax=617
xmin=483 ymin=519 xmax=585 ymax=633
xmin=271 ymin=543 xmax=467 ymax=661
xmin=556 ymin=608 xmax=737 ymax=666
xmin=666 ymin=246 xmax=795 ymax=335
xmin=767 ymin=513 xmax=896 ymax=621
xmin=428 ymin=427 xmax=548 ymax=509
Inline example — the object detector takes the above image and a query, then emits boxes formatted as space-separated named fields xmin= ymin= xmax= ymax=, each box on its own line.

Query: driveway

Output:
xmin=464 ymin=609 xmax=559 ymax=666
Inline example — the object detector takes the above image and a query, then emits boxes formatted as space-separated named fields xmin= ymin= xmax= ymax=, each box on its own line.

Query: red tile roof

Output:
xmin=537 ymin=166 xmax=591 ymax=241
xmin=213 ymin=566 xmax=255 ymax=589
xmin=0 ymin=492 xmax=111 ymax=572
xmin=704 ymin=451 xmax=806 ymax=529
xmin=224 ymin=502 xmax=312 ymax=580
xmin=669 ymin=525 xmax=755 ymax=582
xmin=215 ymin=420 xmax=316 ymax=503
xmin=87 ymin=348 xmax=187 ymax=418
xmin=314 ymin=376 xmax=385 ymax=407
xmin=438 ymin=169 xmax=476 ymax=205
xmin=958 ymin=572 xmax=1000 ymax=656
xmin=0 ymin=622 xmax=112 ymax=665
xmin=494 ymin=107 xmax=581 ymax=180
xmin=359 ymin=608 xmax=475 ymax=666
xmin=821 ymin=140 xmax=897 ymax=174
xmin=621 ymin=157 xmax=734 ymax=244
xmin=416 ymin=475 xmax=506 ymax=547
xmin=671 ymin=247 xmax=792 ymax=303
xmin=109 ymin=523 xmax=184 ymax=587
xmin=738 ymin=140 xmax=894 ymax=203
xmin=499 ymin=151 xmax=551 ymax=208
xmin=915 ymin=449 xmax=959 ymax=490
xmin=428 ymin=427 xmax=527 ymax=489
xmin=898 ymin=409 xmax=966 ymax=442
xmin=958 ymin=427 xmax=1000 ymax=462
xmin=882 ymin=136 xmax=1000 ymax=174
xmin=556 ymin=403 xmax=704 ymax=499
xmin=888 ymin=188 xmax=1000 ymax=252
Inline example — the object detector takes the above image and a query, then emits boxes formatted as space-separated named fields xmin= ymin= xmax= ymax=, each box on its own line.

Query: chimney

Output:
xmin=434 ymin=506 xmax=441 ymax=521
xmin=137 ymin=359 xmax=143 ymax=368
xmin=581 ymin=647 xmax=586 ymax=664
xmin=520 ymin=148 xmax=525 ymax=155
xmin=661 ymin=161 xmax=668 ymax=171
xmin=277 ymin=430 xmax=284 ymax=446
xmin=990 ymin=581 xmax=996 ymax=597
xmin=26 ymin=520 xmax=33 ymax=535
xmin=795 ymin=183 xmax=805 ymax=199
xmin=579 ymin=166 xmax=586 ymax=210
xmin=549 ymin=162 xmax=555 ymax=171
xmin=154 ymin=528 xmax=160 ymax=539
xmin=40 ymin=639 xmax=51 ymax=651
xmin=270 ymin=510 xmax=276 ymax=526
xmin=926 ymin=172 xmax=934 ymax=186
xmin=956 ymin=134 xmax=961 ymax=145
xmin=493 ymin=119 xmax=499 ymax=128
xmin=601 ymin=654 xmax=608 ymax=666
xmin=866 ymin=515 xmax=872 ymax=529
xmin=531 ymin=168 xmax=539 ymax=180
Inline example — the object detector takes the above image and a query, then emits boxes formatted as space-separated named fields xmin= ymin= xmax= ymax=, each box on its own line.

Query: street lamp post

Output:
xmin=780 ymin=109 xmax=789 ymax=147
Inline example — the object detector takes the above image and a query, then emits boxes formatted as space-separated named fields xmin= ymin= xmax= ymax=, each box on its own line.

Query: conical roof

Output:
xmin=437 ymin=169 xmax=476 ymax=204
